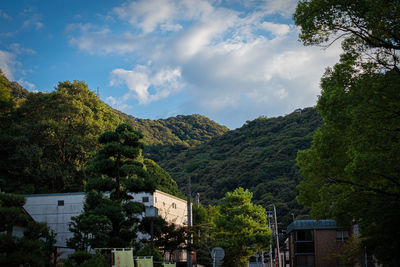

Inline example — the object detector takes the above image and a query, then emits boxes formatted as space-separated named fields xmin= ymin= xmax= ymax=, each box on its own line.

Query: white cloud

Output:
xmin=261 ymin=22 xmax=290 ymax=36
xmin=106 ymin=96 xmax=132 ymax=113
xmin=66 ymin=24 xmax=145 ymax=55
xmin=0 ymin=45 xmax=36 ymax=85
xmin=274 ymin=87 xmax=288 ymax=99
xmin=9 ymin=43 xmax=36 ymax=55
xmin=259 ymin=0 xmax=298 ymax=18
xmin=109 ymin=65 xmax=183 ymax=104
xmin=0 ymin=9 xmax=11 ymax=20
xmin=113 ymin=0 xmax=213 ymax=34
xmin=22 ymin=14 xmax=43 ymax=30
xmin=114 ymin=0 xmax=176 ymax=33
xmin=0 ymin=50 xmax=18 ymax=80
xmin=67 ymin=0 xmax=342 ymax=128
xmin=17 ymin=79 xmax=35 ymax=90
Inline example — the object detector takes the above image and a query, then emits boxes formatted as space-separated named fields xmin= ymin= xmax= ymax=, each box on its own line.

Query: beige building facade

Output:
xmin=23 ymin=190 xmax=189 ymax=259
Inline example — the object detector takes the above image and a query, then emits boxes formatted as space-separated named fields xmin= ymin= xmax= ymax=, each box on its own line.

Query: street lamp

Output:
xmin=145 ymin=206 xmax=158 ymax=256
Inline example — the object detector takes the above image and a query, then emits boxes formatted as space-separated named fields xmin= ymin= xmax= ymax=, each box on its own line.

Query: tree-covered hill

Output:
xmin=116 ymin=111 xmax=229 ymax=162
xmin=0 ymin=73 xmax=226 ymax=198
xmin=158 ymin=108 xmax=322 ymax=226
xmin=2 ymin=72 xmax=323 ymax=225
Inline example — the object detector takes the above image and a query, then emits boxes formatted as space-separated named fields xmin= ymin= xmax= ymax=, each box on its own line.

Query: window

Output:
xmin=142 ymin=197 xmax=149 ymax=202
xmin=336 ymin=230 xmax=349 ymax=242
xmin=172 ymin=202 xmax=177 ymax=209
xmin=155 ymin=197 xmax=157 ymax=203
xmin=58 ymin=200 xmax=64 ymax=206
xmin=295 ymin=242 xmax=314 ymax=253
xmin=295 ymin=255 xmax=314 ymax=266
xmin=295 ymin=230 xmax=313 ymax=241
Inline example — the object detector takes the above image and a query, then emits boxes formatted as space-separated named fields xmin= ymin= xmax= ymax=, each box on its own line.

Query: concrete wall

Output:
xmin=24 ymin=193 xmax=85 ymax=248
xmin=23 ymin=191 xmax=188 ymax=250
xmin=153 ymin=190 xmax=187 ymax=226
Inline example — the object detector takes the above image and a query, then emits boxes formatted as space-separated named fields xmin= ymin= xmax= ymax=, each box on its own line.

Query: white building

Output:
xmin=23 ymin=190 xmax=189 ymax=258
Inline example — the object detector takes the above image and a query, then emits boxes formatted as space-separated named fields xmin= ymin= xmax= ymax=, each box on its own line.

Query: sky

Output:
xmin=0 ymin=0 xmax=342 ymax=129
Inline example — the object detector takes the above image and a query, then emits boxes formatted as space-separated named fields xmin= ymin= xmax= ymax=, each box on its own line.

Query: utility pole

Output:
xmin=187 ymin=176 xmax=192 ymax=267
xmin=267 ymin=211 xmax=273 ymax=267
xmin=273 ymin=204 xmax=282 ymax=267
xmin=268 ymin=204 xmax=281 ymax=267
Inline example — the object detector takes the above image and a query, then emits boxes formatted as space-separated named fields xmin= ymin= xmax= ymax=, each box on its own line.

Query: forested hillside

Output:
xmin=1 ymin=72 xmax=322 ymax=225
xmin=158 ymin=108 xmax=322 ymax=226
xmin=117 ymin=112 xmax=229 ymax=162
xmin=0 ymin=72 xmax=226 ymax=198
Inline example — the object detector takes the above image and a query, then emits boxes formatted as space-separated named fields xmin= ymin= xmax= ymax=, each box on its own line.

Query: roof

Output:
xmin=24 ymin=192 xmax=85 ymax=197
xmin=287 ymin=219 xmax=337 ymax=233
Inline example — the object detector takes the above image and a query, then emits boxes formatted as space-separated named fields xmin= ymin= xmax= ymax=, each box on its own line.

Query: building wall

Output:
xmin=131 ymin=192 xmax=155 ymax=207
xmin=288 ymin=232 xmax=295 ymax=267
xmin=314 ymin=229 xmax=343 ymax=267
xmin=24 ymin=193 xmax=85 ymax=249
xmin=24 ymin=191 xmax=188 ymax=249
xmin=153 ymin=190 xmax=188 ymax=226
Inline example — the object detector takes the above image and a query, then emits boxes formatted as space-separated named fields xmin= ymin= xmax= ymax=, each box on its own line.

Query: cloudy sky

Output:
xmin=0 ymin=0 xmax=341 ymax=129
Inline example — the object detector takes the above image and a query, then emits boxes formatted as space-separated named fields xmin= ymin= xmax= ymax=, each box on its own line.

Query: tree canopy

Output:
xmin=297 ymin=64 xmax=400 ymax=265
xmin=69 ymin=123 xmax=156 ymax=251
xmin=295 ymin=1 xmax=400 ymax=265
xmin=0 ymin=73 xmax=225 ymax=198
xmin=294 ymin=0 xmax=400 ymax=72
xmin=214 ymin=188 xmax=271 ymax=267
xmin=161 ymin=108 xmax=322 ymax=227
xmin=0 ymin=80 xmax=119 ymax=193
xmin=0 ymin=193 xmax=55 ymax=267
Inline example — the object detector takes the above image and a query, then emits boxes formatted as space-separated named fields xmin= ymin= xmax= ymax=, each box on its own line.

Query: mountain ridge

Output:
xmin=3 ymin=76 xmax=322 ymax=225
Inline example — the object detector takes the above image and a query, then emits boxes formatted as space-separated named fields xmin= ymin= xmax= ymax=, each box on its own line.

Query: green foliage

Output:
xmin=192 ymin=204 xmax=219 ymax=267
xmin=117 ymin=113 xmax=229 ymax=163
xmin=297 ymin=63 xmax=400 ymax=265
xmin=0 ymin=79 xmax=120 ymax=194
xmin=138 ymin=216 xmax=186 ymax=262
xmin=0 ymin=193 xmax=55 ymax=267
xmin=294 ymin=2 xmax=400 ymax=265
xmin=85 ymin=123 xmax=156 ymax=198
xmin=143 ymin=159 xmax=184 ymax=198
xmin=214 ymin=188 xmax=271 ymax=267
xmin=0 ymin=73 xmax=228 ymax=199
xmin=69 ymin=124 xmax=157 ymax=251
xmin=0 ymin=70 xmax=15 ymax=120
xmin=294 ymin=0 xmax=400 ymax=72
xmin=136 ymin=245 xmax=164 ymax=263
xmin=67 ymin=212 xmax=112 ymax=251
xmin=68 ymin=191 xmax=144 ymax=250
xmin=329 ymin=235 xmax=363 ymax=267
xmin=161 ymin=108 xmax=322 ymax=226
xmin=63 ymin=251 xmax=108 ymax=267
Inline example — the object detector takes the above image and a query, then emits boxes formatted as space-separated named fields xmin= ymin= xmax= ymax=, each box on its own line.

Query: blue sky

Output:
xmin=0 ymin=0 xmax=341 ymax=129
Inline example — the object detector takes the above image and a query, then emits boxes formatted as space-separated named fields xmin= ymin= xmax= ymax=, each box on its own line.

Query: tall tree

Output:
xmin=0 ymin=69 xmax=15 ymax=120
xmin=297 ymin=63 xmax=400 ymax=265
xmin=139 ymin=216 xmax=187 ymax=262
xmin=294 ymin=2 xmax=400 ymax=265
xmin=0 ymin=193 xmax=55 ymax=267
xmin=143 ymin=158 xmax=184 ymax=198
xmin=0 ymin=80 xmax=119 ymax=193
xmin=68 ymin=123 xmax=156 ymax=251
xmin=214 ymin=188 xmax=271 ymax=267
xmin=192 ymin=204 xmax=219 ymax=267
xmin=294 ymin=0 xmax=400 ymax=72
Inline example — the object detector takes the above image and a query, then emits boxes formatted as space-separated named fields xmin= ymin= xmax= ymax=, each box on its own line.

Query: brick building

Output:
xmin=286 ymin=219 xmax=349 ymax=267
